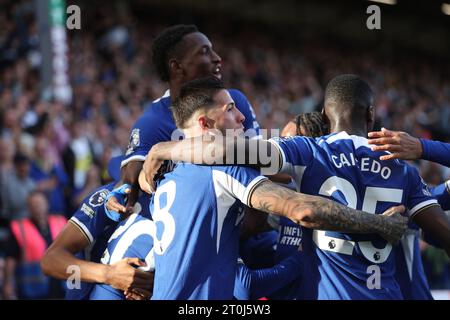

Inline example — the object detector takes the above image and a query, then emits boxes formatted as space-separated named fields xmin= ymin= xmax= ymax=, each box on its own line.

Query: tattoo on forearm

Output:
xmin=251 ymin=181 xmax=390 ymax=235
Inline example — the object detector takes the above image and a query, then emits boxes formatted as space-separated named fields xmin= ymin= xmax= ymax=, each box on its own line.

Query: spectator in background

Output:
xmin=0 ymin=136 xmax=16 ymax=211
xmin=29 ymin=136 xmax=69 ymax=216
xmin=0 ymin=153 xmax=35 ymax=221
xmin=71 ymin=164 xmax=102 ymax=211
xmin=1 ymin=0 xmax=449 ymax=292
xmin=62 ymin=120 xmax=94 ymax=194
xmin=2 ymin=191 xmax=66 ymax=299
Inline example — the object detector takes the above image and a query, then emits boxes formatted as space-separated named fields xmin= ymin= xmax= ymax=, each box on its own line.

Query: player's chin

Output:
xmin=233 ymin=128 xmax=244 ymax=137
xmin=211 ymin=71 xmax=222 ymax=80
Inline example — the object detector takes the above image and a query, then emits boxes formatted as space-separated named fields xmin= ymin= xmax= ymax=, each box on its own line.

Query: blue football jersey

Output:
xmin=234 ymin=250 xmax=303 ymax=300
xmin=397 ymin=177 xmax=448 ymax=299
xmin=66 ymin=183 xmax=119 ymax=300
xmin=121 ymin=89 xmax=260 ymax=167
xmin=89 ymin=196 xmax=152 ymax=300
xmin=275 ymin=217 xmax=303 ymax=262
xmin=150 ymin=163 xmax=267 ymax=300
xmin=239 ymin=230 xmax=278 ymax=269
xmin=394 ymin=224 xmax=433 ymax=300
xmin=266 ymin=216 xmax=304 ymax=300
xmin=271 ymin=131 xmax=440 ymax=300
xmin=430 ymin=181 xmax=450 ymax=211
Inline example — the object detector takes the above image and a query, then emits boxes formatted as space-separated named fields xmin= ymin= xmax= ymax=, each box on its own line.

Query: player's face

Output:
xmin=207 ymin=89 xmax=245 ymax=135
xmin=178 ymin=32 xmax=222 ymax=82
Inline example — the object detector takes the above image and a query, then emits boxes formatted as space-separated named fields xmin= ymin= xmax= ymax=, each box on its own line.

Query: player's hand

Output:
xmin=368 ymin=128 xmax=422 ymax=161
xmin=104 ymin=184 xmax=131 ymax=221
xmin=142 ymin=147 xmax=164 ymax=193
xmin=124 ymin=287 xmax=152 ymax=300
xmin=105 ymin=258 xmax=154 ymax=292
xmin=380 ymin=205 xmax=408 ymax=244
xmin=138 ymin=169 xmax=153 ymax=194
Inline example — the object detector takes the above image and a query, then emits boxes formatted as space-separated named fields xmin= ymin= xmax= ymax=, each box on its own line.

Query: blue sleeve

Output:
xmin=211 ymin=166 xmax=268 ymax=206
xmin=229 ymin=89 xmax=260 ymax=136
xmin=405 ymin=165 xmax=440 ymax=219
xmin=430 ymin=181 xmax=450 ymax=211
xmin=239 ymin=230 xmax=278 ymax=268
xmin=412 ymin=180 xmax=447 ymax=248
xmin=269 ymin=136 xmax=314 ymax=175
xmin=123 ymin=234 xmax=154 ymax=263
xmin=121 ymin=111 xmax=163 ymax=166
xmin=420 ymin=139 xmax=450 ymax=167
xmin=234 ymin=252 xmax=303 ymax=300
xmin=69 ymin=184 xmax=115 ymax=244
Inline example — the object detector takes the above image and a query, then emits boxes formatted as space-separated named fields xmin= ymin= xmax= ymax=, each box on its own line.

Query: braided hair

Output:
xmin=292 ymin=111 xmax=328 ymax=138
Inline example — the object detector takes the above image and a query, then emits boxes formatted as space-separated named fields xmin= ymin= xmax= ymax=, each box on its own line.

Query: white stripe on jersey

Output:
xmin=324 ymin=131 xmax=401 ymax=165
xmin=70 ymin=217 xmax=94 ymax=244
xmin=401 ymin=233 xmax=416 ymax=280
xmin=325 ymin=131 xmax=371 ymax=150
xmin=212 ymin=170 xmax=267 ymax=253
xmin=120 ymin=155 xmax=146 ymax=168
xmin=152 ymin=89 xmax=170 ymax=103
xmin=409 ymin=199 xmax=439 ymax=218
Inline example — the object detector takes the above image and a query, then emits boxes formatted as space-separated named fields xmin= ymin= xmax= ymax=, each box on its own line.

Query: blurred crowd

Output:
xmin=0 ymin=0 xmax=449 ymax=297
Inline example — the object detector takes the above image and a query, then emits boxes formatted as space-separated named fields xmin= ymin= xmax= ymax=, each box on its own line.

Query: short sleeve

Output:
xmin=406 ymin=165 xmax=440 ymax=219
xmin=430 ymin=180 xmax=450 ymax=211
xmin=269 ymin=136 xmax=314 ymax=175
xmin=121 ymin=112 xmax=161 ymax=167
xmin=69 ymin=185 xmax=114 ymax=244
xmin=211 ymin=166 xmax=268 ymax=207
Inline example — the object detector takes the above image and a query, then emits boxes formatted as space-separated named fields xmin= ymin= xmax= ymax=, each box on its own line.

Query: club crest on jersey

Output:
xmin=420 ymin=177 xmax=432 ymax=196
xmin=125 ymin=128 xmax=140 ymax=156
xmin=88 ymin=189 xmax=110 ymax=207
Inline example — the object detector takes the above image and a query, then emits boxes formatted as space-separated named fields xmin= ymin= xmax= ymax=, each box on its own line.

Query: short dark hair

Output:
xmin=152 ymin=24 xmax=199 ymax=82
xmin=171 ymin=77 xmax=225 ymax=128
xmin=292 ymin=112 xmax=328 ymax=138
xmin=324 ymin=74 xmax=373 ymax=115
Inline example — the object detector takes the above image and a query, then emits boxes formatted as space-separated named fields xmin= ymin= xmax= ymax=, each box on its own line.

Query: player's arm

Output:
xmin=105 ymin=161 xmax=142 ymax=215
xmin=429 ymin=180 xmax=450 ymax=211
xmin=41 ymin=221 xmax=152 ymax=292
xmin=403 ymin=165 xmax=450 ymax=255
xmin=248 ymin=180 xmax=407 ymax=244
xmin=368 ymin=128 xmax=450 ymax=166
xmin=234 ymin=252 xmax=303 ymax=300
xmin=106 ymin=114 xmax=156 ymax=214
xmin=141 ymin=136 xmax=279 ymax=193
xmin=412 ymin=206 xmax=450 ymax=257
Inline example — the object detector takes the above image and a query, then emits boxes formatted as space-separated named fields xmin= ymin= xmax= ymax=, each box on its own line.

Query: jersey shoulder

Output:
xmin=73 ymin=183 xmax=115 ymax=218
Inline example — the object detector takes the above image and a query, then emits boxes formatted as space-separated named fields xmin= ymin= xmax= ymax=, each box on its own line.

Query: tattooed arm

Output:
xmin=249 ymin=180 xmax=408 ymax=244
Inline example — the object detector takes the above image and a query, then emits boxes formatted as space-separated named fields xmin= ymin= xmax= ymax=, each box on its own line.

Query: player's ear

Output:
xmin=169 ymin=59 xmax=183 ymax=79
xmin=198 ymin=115 xmax=210 ymax=130
xmin=321 ymin=108 xmax=330 ymax=127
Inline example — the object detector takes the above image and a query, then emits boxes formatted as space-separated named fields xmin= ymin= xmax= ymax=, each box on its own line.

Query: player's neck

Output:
xmin=330 ymin=121 xmax=367 ymax=137
xmin=183 ymin=127 xmax=203 ymax=139
xmin=169 ymin=82 xmax=181 ymax=99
